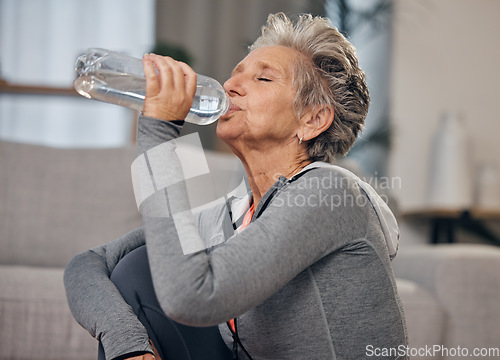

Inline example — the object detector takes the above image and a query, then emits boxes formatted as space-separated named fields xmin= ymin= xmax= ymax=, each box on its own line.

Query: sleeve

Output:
xmin=63 ymin=227 xmax=154 ymax=360
xmin=136 ymin=115 xmax=368 ymax=327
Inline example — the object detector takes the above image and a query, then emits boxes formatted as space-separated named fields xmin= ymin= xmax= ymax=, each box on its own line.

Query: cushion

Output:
xmin=396 ymin=278 xmax=445 ymax=359
xmin=0 ymin=265 xmax=97 ymax=360
xmin=393 ymin=244 xmax=500 ymax=353
xmin=0 ymin=140 xmax=143 ymax=267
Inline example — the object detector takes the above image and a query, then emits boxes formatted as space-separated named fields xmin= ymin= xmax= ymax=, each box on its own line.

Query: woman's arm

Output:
xmin=64 ymin=227 xmax=155 ymax=360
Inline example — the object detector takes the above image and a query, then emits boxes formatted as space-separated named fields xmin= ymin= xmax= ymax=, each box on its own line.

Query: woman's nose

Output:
xmin=224 ymin=75 xmax=245 ymax=97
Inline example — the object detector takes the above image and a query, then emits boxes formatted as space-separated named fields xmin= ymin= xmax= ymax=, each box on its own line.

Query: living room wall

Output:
xmin=390 ymin=0 xmax=500 ymax=212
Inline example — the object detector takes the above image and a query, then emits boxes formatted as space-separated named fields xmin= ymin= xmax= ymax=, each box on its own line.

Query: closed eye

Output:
xmin=258 ymin=77 xmax=271 ymax=82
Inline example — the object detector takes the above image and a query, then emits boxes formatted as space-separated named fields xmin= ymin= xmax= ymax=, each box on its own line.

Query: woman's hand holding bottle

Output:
xmin=142 ymin=54 xmax=197 ymax=122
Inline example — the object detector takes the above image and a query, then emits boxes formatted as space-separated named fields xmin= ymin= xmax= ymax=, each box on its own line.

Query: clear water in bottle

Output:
xmin=73 ymin=48 xmax=229 ymax=125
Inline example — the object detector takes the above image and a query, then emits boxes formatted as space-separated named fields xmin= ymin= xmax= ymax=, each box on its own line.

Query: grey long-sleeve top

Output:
xmin=64 ymin=115 xmax=407 ymax=360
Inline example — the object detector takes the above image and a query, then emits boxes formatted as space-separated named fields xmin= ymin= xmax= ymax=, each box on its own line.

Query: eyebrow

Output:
xmin=232 ymin=60 xmax=285 ymax=77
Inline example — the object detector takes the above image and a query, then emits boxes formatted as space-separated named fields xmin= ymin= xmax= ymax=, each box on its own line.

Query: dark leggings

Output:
xmin=97 ymin=245 xmax=232 ymax=360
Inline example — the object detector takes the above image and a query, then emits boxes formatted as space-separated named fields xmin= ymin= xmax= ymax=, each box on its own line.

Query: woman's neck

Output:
xmin=238 ymin=147 xmax=311 ymax=207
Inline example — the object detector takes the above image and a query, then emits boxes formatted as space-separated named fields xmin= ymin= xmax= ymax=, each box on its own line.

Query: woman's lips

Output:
xmin=227 ymin=100 xmax=241 ymax=112
xmin=220 ymin=101 xmax=241 ymax=120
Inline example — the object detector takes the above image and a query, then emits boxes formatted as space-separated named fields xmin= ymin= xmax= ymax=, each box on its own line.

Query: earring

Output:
xmin=299 ymin=136 xmax=303 ymax=144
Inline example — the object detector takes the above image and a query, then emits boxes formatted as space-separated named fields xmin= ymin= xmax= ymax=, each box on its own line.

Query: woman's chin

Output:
xmin=215 ymin=121 xmax=230 ymax=140
xmin=216 ymin=120 xmax=240 ymax=144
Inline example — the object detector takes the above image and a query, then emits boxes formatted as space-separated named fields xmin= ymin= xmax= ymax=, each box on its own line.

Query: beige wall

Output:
xmin=390 ymin=0 xmax=500 ymax=213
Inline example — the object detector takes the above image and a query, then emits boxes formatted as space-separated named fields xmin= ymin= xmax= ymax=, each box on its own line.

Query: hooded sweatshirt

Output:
xmin=64 ymin=116 xmax=407 ymax=360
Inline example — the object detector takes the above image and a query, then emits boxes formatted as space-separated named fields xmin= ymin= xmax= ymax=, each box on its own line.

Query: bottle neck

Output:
xmin=222 ymin=94 xmax=230 ymax=116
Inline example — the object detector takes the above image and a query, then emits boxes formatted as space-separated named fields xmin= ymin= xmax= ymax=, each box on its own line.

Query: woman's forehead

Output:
xmin=232 ymin=46 xmax=300 ymax=76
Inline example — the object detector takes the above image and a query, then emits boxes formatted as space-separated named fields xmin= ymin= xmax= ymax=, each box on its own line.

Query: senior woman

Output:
xmin=65 ymin=13 xmax=407 ymax=360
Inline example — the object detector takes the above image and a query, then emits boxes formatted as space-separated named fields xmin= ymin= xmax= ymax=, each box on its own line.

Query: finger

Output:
xmin=177 ymin=61 xmax=198 ymax=98
xmin=161 ymin=57 xmax=189 ymax=94
xmin=152 ymin=343 xmax=161 ymax=360
xmin=150 ymin=54 xmax=175 ymax=91
xmin=150 ymin=339 xmax=162 ymax=360
xmin=143 ymin=54 xmax=160 ymax=96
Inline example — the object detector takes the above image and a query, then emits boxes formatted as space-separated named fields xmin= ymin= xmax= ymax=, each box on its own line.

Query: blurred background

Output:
xmin=1 ymin=0 xmax=500 ymax=244
xmin=1 ymin=1 xmax=500 ymax=359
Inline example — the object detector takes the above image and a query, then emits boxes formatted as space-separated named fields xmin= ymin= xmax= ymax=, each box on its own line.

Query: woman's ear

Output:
xmin=299 ymin=105 xmax=334 ymax=141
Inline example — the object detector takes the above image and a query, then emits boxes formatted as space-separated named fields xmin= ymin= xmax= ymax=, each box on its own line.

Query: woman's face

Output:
xmin=216 ymin=46 xmax=302 ymax=154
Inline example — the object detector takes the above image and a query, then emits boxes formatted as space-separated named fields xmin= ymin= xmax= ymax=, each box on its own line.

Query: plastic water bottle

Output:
xmin=73 ymin=48 xmax=229 ymax=125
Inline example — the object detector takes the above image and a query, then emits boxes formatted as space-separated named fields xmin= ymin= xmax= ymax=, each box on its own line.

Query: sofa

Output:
xmin=1 ymin=139 xmax=499 ymax=360
xmin=393 ymin=243 xmax=500 ymax=359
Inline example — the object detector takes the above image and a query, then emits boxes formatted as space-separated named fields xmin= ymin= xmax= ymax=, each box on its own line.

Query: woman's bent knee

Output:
xmin=110 ymin=245 xmax=157 ymax=308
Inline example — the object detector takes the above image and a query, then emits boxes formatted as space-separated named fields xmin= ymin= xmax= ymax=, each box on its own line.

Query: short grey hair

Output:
xmin=250 ymin=13 xmax=369 ymax=163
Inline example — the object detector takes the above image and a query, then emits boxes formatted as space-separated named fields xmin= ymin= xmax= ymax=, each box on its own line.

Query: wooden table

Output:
xmin=402 ymin=208 xmax=500 ymax=244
